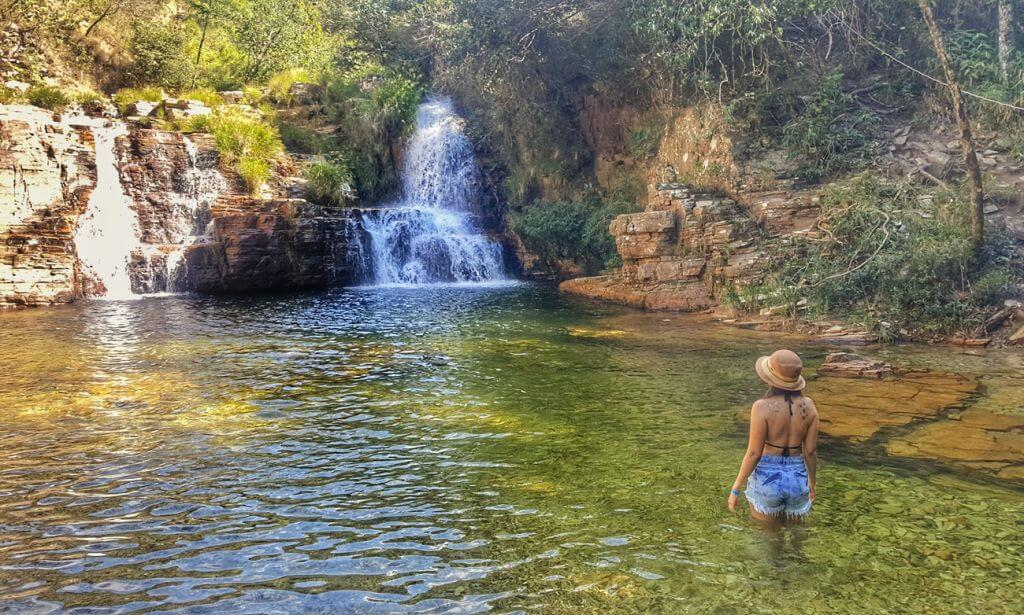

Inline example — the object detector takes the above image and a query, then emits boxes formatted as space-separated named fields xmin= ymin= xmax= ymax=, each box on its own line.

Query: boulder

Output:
xmin=183 ymin=199 xmax=363 ymax=292
xmin=1010 ymin=324 xmax=1024 ymax=345
xmin=125 ymin=100 xmax=158 ymax=117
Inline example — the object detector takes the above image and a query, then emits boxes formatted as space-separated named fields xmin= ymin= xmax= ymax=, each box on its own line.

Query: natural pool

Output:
xmin=0 ymin=284 xmax=1021 ymax=613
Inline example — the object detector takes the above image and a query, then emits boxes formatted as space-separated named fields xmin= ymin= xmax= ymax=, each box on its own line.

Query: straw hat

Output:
xmin=755 ymin=349 xmax=806 ymax=391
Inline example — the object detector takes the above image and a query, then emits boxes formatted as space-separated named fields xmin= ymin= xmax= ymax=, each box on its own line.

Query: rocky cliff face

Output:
xmin=184 ymin=198 xmax=363 ymax=292
xmin=116 ymin=125 xmax=365 ymax=296
xmin=559 ymin=98 xmax=824 ymax=312
xmin=0 ymin=103 xmax=365 ymax=309
xmin=0 ymin=106 xmax=95 ymax=308
xmin=560 ymin=180 xmax=819 ymax=311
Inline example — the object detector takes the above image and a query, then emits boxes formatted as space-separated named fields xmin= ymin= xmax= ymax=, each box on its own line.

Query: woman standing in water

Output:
xmin=728 ymin=349 xmax=819 ymax=537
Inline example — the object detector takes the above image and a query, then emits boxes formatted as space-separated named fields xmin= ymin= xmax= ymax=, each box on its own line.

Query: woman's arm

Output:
xmin=728 ymin=402 xmax=767 ymax=512
xmin=802 ymin=407 xmax=820 ymax=502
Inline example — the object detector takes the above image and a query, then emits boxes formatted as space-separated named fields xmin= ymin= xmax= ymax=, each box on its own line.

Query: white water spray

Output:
xmin=72 ymin=118 xmax=141 ymax=300
xmin=362 ymin=97 xmax=505 ymax=285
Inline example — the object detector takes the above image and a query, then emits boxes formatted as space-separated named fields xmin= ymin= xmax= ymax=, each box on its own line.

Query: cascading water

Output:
xmin=361 ymin=97 xmax=505 ymax=285
xmin=162 ymin=136 xmax=226 ymax=292
xmin=71 ymin=118 xmax=141 ymax=300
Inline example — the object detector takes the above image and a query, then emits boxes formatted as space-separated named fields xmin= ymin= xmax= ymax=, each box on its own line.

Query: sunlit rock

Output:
xmin=0 ymin=105 xmax=95 ymax=308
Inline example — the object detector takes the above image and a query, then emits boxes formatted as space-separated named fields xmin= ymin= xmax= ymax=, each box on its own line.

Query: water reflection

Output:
xmin=0 ymin=285 xmax=1021 ymax=613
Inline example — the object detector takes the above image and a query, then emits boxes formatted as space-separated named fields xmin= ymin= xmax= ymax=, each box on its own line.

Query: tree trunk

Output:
xmin=999 ymin=0 xmax=1014 ymax=83
xmin=192 ymin=12 xmax=210 ymax=89
xmin=917 ymin=0 xmax=985 ymax=258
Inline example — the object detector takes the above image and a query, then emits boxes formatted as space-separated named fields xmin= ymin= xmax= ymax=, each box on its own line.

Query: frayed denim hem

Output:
xmin=745 ymin=491 xmax=812 ymax=520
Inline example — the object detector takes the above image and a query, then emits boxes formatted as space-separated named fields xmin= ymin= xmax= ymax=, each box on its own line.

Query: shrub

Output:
xmin=279 ymin=123 xmax=332 ymax=154
xmin=312 ymin=67 xmax=422 ymax=200
xmin=305 ymin=158 xmax=354 ymax=206
xmin=180 ymin=89 xmax=223 ymax=107
xmin=128 ymin=20 xmax=191 ymax=90
xmin=26 ymin=86 xmax=70 ymax=111
xmin=73 ymin=89 xmax=107 ymax=106
xmin=971 ymin=269 xmax=1018 ymax=306
xmin=267 ymin=68 xmax=313 ymax=105
xmin=780 ymin=72 xmax=877 ymax=183
xmin=0 ymin=87 xmax=22 ymax=105
xmin=242 ymin=86 xmax=265 ymax=106
xmin=629 ymin=124 xmax=663 ymax=159
xmin=513 ymin=190 xmax=639 ymax=272
xmin=187 ymin=109 xmax=283 ymax=193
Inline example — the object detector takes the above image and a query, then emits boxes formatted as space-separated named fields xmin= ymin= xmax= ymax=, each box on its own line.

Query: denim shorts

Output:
xmin=745 ymin=455 xmax=812 ymax=518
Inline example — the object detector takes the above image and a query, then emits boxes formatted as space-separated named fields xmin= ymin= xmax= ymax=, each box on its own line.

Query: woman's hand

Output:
xmin=809 ymin=482 xmax=815 ymax=503
xmin=727 ymin=488 xmax=740 ymax=513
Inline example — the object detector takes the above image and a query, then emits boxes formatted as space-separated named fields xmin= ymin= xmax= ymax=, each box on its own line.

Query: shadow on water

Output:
xmin=0 ymin=284 xmax=1021 ymax=613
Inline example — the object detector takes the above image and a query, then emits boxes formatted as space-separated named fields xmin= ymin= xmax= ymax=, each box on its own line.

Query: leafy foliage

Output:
xmin=780 ymin=72 xmax=878 ymax=182
xmin=513 ymin=190 xmax=639 ymax=273
xmin=127 ymin=19 xmax=193 ymax=89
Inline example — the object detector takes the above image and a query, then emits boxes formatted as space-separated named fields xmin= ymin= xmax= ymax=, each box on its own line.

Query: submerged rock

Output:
xmin=818 ymin=352 xmax=894 ymax=378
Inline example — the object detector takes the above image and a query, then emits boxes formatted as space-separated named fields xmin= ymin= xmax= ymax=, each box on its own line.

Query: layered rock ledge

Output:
xmin=0 ymin=106 xmax=95 ymax=308
xmin=561 ymin=183 xmax=817 ymax=311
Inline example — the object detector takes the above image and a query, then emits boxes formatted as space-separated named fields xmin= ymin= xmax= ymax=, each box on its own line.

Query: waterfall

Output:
xmin=163 ymin=136 xmax=226 ymax=291
xmin=72 ymin=118 xmax=141 ymax=300
xmin=361 ymin=97 xmax=505 ymax=285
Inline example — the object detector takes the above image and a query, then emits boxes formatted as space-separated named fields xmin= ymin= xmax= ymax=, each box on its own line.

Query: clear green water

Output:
xmin=0 ymin=285 xmax=1021 ymax=613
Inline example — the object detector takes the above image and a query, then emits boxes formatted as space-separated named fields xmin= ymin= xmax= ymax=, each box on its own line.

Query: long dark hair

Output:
xmin=764 ymin=386 xmax=803 ymax=398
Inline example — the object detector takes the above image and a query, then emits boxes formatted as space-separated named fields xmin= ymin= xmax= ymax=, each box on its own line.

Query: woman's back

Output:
xmin=758 ymin=392 xmax=818 ymax=456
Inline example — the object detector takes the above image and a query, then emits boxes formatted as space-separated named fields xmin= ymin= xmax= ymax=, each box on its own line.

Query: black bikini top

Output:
xmin=765 ymin=391 xmax=802 ymax=457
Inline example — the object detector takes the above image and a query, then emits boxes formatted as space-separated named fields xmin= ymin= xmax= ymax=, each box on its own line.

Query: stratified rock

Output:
xmin=817 ymin=352 xmax=894 ymax=378
xmin=0 ymin=105 xmax=96 ymax=308
xmin=183 ymin=199 xmax=363 ymax=292
xmin=886 ymin=373 xmax=1024 ymax=475
xmin=560 ymin=189 xmax=760 ymax=312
